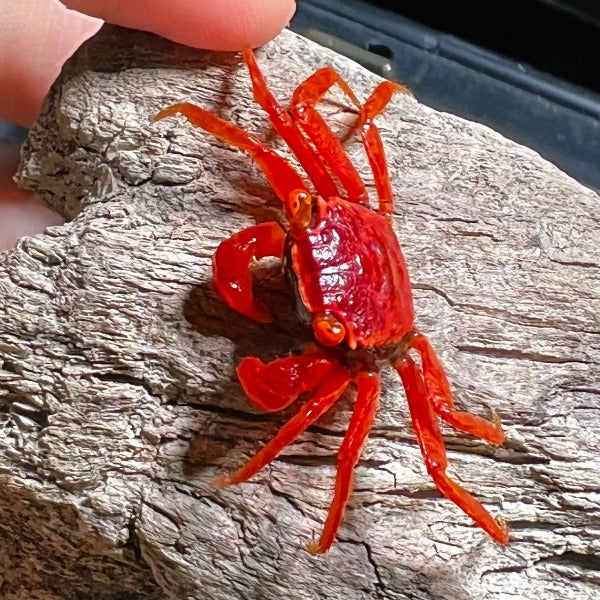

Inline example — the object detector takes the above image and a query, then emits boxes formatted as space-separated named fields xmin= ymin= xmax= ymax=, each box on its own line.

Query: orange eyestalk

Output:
xmin=284 ymin=189 xmax=313 ymax=231
xmin=313 ymin=312 xmax=346 ymax=346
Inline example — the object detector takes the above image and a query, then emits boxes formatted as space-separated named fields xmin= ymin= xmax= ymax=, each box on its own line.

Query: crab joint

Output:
xmin=284 ymin=189 xmax=313 ymax=230
xmin=313 ymin=312 xmax=346 ymax=347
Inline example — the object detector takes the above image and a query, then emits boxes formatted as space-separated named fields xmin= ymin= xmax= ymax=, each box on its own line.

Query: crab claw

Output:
xmin=213 ymin=221 xmax=286 ymax=323
xmin=236 ymin=354 xmax=341 ymax=412
xmin=212 ymin=357 xmax=351 ymax=495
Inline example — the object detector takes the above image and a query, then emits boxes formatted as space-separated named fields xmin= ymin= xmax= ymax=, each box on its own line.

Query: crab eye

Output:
xmin=285 ymin=189 xmax=312 ymax=228
xmin=313 ymin=313 xmax=346 ymax=346
xmin=287 ymin=190 xmax=308 ymax=213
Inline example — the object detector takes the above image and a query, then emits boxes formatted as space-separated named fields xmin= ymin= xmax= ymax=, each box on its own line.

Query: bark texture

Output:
xmin=1 ymin=25 xmax=599 ymax=600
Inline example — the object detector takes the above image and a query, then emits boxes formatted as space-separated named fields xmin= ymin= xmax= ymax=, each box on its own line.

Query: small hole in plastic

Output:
xmin=367 ymin=43 xmax=394 ymax=60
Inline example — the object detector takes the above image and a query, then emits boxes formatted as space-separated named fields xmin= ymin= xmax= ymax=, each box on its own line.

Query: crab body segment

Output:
xmin=290 ymin=196 xmax=415 ymax=350
xmin=156 ymin=49 xmax=508 ymax=553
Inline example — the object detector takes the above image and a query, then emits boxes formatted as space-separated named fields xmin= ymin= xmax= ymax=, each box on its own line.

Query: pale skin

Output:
xmin=0 ymin=0 xmax=296 ymax=250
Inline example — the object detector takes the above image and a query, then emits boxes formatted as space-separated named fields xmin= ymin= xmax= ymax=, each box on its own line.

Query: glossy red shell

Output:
xmin=290 ymin=196 xmax=415 ymax=349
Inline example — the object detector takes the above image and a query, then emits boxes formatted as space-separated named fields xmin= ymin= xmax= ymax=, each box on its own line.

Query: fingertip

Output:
xmin=168 ymin=0 xmax=297 ymax=51
xmin=0 ymin=0 xmax=103 ymax=126
xmin=65 ymin=0 xmax=296 ymax=52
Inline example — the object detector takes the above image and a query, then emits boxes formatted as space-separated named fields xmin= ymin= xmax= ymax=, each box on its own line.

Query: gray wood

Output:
xmin=1 ymin=24 xmax=599 ymax=600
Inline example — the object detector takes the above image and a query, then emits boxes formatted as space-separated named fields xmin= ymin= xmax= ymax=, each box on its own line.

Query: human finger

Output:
xmin=63 ymin=0 xmax=296 ymax=52
xmin=0 ymin=0 xmax=103 ymax=127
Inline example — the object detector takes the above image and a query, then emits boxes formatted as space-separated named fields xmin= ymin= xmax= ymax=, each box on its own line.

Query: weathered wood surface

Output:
xmin=1 ymin=25 xmax=599 ymax=600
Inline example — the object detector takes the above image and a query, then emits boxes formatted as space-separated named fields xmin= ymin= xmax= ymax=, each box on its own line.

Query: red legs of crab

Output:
xmin=409 ymin=333 xmax=505 ymax=444
xmin=154 ymin=103 xmax=306 ymax=203
xmin=359 ymin=81 xmax=409 ymax=214
xmin=214 ymin=355 xmax=351 ymax=487
xmin=288 ymin=62 xmax=408 ymax=214
xmin=395 ymin=354 xmax=509 ymax=544
xmin=212 ymin=221 xmax=286 ymax=323
xmin=157 ymin=52 xmax=407 ymax=215
xmin=289 ymin=68 xmax=368 ymax=203
xmin=308 ymin=371 xmax=380 ymax=554
xmin=242 ymin=49 xmax=339 ymax=199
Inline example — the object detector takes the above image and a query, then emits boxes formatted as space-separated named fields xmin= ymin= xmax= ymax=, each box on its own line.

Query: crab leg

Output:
xmin=289 ymin=68 xmax=368 ymax=203
xmin=396 ymin=355 xmax=509 ymax=544
xmin=154 ymin=103 xmax=306 ymax=202
xmin=308 ymin=371 xmax=380 ymax=554
xmin=409 ymin=333 xmax=504 ymax=445
xmin=290 ymin=65 xmax=408 ymax=213
xmin=214 ymin=365 xmax=350 ymax=488
xmin=360 ymin=81 xmax=410 ymax=214
xmin=243 ymin=49 xmax=340 ymax=199
xmin=213 ymin=221 xmax=286 ymax=323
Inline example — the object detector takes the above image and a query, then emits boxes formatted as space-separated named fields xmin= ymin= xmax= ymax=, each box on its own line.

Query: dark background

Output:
xmin=292 ymin=0 xmax=600 ymax=190
xmin=367 ymin=0 xmax=600 ymax=92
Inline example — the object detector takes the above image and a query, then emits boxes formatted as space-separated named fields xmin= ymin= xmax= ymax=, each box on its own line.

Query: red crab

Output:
xmin=155 ymin=48 xmax=508 ymax=553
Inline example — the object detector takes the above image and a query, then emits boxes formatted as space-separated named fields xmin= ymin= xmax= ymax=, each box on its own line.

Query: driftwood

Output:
xmin=1 ymin=25 xmax=599 ymax=600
